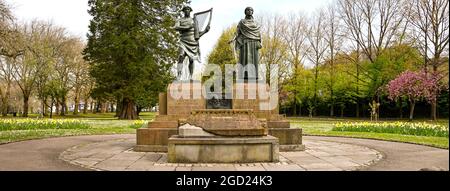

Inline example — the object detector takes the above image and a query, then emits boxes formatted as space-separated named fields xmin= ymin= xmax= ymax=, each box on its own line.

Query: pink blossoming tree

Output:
xmin=386 ymin=70 xmax=445 ymax=120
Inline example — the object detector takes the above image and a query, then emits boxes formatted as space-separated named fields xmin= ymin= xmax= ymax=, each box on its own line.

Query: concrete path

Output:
xmin=306 ymin=136 xmax=449 ymax=171
xmin=59 ymin=138 xmax=382 ymax=171
xmin=0 ymin=134 xmax=448 ymax=171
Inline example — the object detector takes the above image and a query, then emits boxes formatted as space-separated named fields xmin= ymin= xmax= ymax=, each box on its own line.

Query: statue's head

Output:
xmin=182 ymin=6 xmax=192 ymax=16
xmin=245 ymin=7 xmax=254 ymax=17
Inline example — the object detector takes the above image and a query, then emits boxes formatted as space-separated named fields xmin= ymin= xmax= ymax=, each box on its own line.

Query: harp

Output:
xmin=193 ymin=8 xmax=213 ymax=40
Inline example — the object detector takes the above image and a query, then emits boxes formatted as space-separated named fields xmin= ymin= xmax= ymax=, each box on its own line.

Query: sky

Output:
xmin=5 ymin=0 xmax=331 ymax=77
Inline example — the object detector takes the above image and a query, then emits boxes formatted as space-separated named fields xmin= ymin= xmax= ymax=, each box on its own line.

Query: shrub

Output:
xmin=333 ymin=122 xmax=448 ymax=137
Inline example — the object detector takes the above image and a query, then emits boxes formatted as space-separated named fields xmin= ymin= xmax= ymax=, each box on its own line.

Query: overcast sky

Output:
xmin=6 ymin=0 xmax=331 ymax=75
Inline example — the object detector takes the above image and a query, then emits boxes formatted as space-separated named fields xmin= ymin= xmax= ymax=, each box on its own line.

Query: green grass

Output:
xmin=1 ymin=112 xmax=448 ymax=149
xmin=290 ymin=117 xmax=449 ymax=149
xmin=0 ymin=112 xmax=154 ymax=144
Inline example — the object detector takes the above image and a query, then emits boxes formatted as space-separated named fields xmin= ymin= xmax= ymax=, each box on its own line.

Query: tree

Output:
xmin=338 ymin=0 xmax=407 ymax=104
xmin=0 ymin=0 xmax=14 ymax=56
xmin=281 ymin=12 xmax=309 ymax=116
xmin=258 ymin=13 xmax=290 ymax=86
xmin=0 ymin=1 xmax=19 ymax=116
xmin=387 ymin=70 xmax=445 ymax=120
xmin=84 ymin=0 xmax=188 ymax=119
xmin=306 ymin=9 xmax=328 ymax=116
xmin=407 ymin=0 xmax=449 ymax=120
xmin=0 ymin=55 xmax=15 ymax=116
xmin=324 ymin=3 xmax=343 ymax=117
xmin=13 ymin=21 xmax=67 ymax=117
xmin=71 ymin=41 xmax=90 ymax=115
xmin=203 ymin=26 xmax=236 ymax=88
xmin=55 ymin=37 xmax=81 ymax=116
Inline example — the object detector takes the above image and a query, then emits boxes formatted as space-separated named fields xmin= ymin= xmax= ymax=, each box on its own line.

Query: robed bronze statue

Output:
xmin=230 ymin=7 xmax=262 ymax=80
xmin=175 ymin=6 xmax=212 ymax=80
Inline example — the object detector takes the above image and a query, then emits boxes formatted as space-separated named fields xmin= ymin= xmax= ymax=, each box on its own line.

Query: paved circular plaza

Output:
xmin=59 ymin=138 xmax=382 ymax=171
xmin=0 ymin=134 xmax=448 ymax=171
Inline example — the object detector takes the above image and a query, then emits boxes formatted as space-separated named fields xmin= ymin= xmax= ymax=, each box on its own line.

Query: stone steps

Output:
xmin=148 ymin=121 xmax=179 ymax=129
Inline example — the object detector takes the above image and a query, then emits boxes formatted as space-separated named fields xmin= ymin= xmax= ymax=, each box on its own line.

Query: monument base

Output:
xmin=135 ymin=128 xmax=178 ymax=152
xmin=168 ymin=135 xmax=279 ymax=163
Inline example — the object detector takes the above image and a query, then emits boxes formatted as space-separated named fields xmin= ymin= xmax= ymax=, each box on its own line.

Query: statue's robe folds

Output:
xmin=176 ymin=18 xmax=200 ymax=60
xmin=235 ymin=18 xmax=262 ymax=79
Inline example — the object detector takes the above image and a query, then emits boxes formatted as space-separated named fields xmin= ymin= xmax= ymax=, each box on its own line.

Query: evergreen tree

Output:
xmin=84 ymin=0 xmax=188 ymax=119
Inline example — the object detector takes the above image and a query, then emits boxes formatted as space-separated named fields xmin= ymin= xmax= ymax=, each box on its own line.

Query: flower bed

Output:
xmin=0 ymin=119 xmax=90 ymax=131
xmin=129 ymin=120 xmax=147 ymax=129
xmin=333 ymin=122 xmax=448 ymax=137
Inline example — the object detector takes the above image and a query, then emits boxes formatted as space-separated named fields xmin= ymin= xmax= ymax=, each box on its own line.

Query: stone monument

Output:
xmin=135 ymin=7 xmax=304 ymax=163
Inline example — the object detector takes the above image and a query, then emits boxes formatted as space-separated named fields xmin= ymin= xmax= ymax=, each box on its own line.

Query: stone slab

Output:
xmin=148 ymin=121 xmax=178 ymax=129
xmin=159 ymin=93 xmax=167 ymax=115
xmin=178 ymin=124 xmax=215 ymax=137
xmin=280 ymin=144 xmax=305 ymax=152
xmin=168 ymin=136 xmax=279 ymax=163
xmin=267 ymin=121 xmax=290 ymax=128
xmin=135 ymin=128 xmax=178 ymax=152
xmin=269 ymin=128 xmax=302 ymax=145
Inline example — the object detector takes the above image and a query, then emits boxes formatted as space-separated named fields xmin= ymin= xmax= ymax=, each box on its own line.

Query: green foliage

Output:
xmin=366 ymin=44 xmax=421 ymax=98
xmin=333 ymin=121 xmax=449 ymax=137
xmin=83 ymin=0 xmax=188 ymax=118
xmin=281 ymin=43 xmax=430 ymax=117
xmin=203 ymin=26 xmax=237 ymax=86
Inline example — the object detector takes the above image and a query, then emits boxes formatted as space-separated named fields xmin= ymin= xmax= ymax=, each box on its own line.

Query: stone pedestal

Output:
xmin=135 ymin=81 xmax=304 ymax=153
xmin=168 ymin=136 xmax=279 ymax=163
xmin=135 ymin=128 xmax=178 ymax=152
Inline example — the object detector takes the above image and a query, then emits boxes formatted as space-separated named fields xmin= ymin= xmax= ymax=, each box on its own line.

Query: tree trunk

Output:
xmin=2 ymin=84 xmax=10 ymax=116
xmin=431 ymin=101 xmax=437 ymax=121
xmin=293 ymin=99 xmax=297 ymax=117
xmin=55 ymin=101 xmax=60 ymax=115
xmin=93 ymin=101 xmax=99 ymax=114
xmin=409 ymin=100 xmax=415 ymax=121
xmin=340 ymin=106 xmax=344 ymax=118
xmin=355 ymin=102 xmax=359 ymax=118
xmin=60 ymin=96 xmax=66 ymax=116
xmin=330 ymin=104 xmax=334 ymax=117
xmin=50 ymin=97 xmax=54 ymax=118
xmin=1 ymin=98 xmax=7 ymax=116
xmin=119 ymin=98 xmax=138 ymax=120
xmin=73 ymin=95 xmax=79 ymax=115
xmin=41 ymin=98 xmax=46 ymax=117
xmin=115 ymin=98 xmax=122 ymax=117
xmin=136 ymin=106 xmax=142 ymax=116
xmin=90 ymin=100 xmax=94 ymax=113
xmin=22 ymin=96 xmax=29 ymax=117
xmin=298 ymin=105 xmax=302 ymax=117
xmin=83 ymin=97 xmax=88 ymax=114
xmin=100 ymin=102 xmax=107 ymax=113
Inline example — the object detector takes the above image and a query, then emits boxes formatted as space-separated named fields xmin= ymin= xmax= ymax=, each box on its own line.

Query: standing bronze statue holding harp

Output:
xmin=175 ymin=6 xmax=212 ymax=81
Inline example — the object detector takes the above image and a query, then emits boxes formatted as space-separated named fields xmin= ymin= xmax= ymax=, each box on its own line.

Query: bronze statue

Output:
xmin=230 ymin=7 xmax=262 ymax=80
xmin=175 ymin=6 xmax=211 ymax=80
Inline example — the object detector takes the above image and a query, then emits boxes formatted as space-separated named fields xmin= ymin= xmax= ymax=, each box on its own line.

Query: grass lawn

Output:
xmin=290 ymin=117 xmax=449 ymax=149
xmin=0 ymin=112 xmax=155 ymax=144
xmin=1 ymin=112 xmax=448 ymax=149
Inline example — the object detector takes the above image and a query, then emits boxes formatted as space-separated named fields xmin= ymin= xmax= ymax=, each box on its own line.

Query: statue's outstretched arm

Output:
xmin=174 ymin=20 xmax=190 ymax=31
xmin=228 ymin=26 xmax=239 ymax=44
